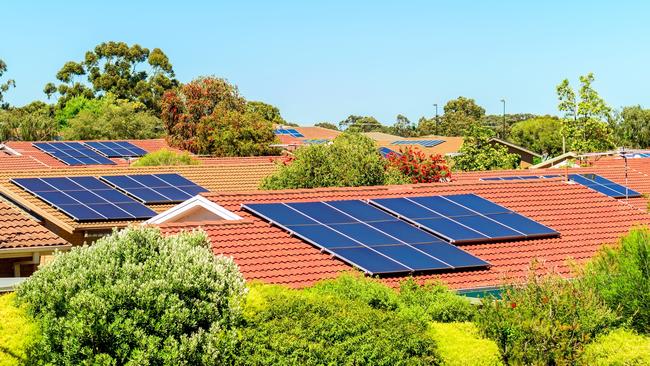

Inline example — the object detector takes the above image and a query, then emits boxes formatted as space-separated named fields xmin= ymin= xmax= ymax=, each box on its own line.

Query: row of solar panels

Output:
xmin=480 ymin=173 xmax=641 ymax=199
xmin=12 ymin=174 xmax=208 ymax=222
xmin=391 ymin=140 xmax=445 ymax=147
xmin=274 ymin=129 xmax=304 ymax=137
xmin=34 ymin=141 xmax=148 ymax=166
xmin=243 ymin=194 xmax=559 ymax=275
xmin=623 ymin=153 xmax=650 ymax=158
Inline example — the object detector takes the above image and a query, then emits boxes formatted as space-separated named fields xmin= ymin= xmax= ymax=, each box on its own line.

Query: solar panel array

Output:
xmin=85 ymin=141 xmax=147 ymax=158
xmin=569 ymin=173 xmax=642 ymax=198
xmin=391 ymin=140 xmax=445 ymax=147
xmin=480 ymin=175 xmax=561 ymax=181
xmin=303 ymin=139 xmax=330 ymax=144
xmin=12 ymin=177 xmax=156 ymax=222
xmin=101 ymin=174 xmax=208 ymax=204
xmin=243 ymin=200 xmax=489 ymax=275
xmin=33 ymin=142 xmax=115 ymax=166
xmin=378 ymin=147 xmax=401 ymax=158
xmin=274 ymin=128 xmax=304 ymax=137
xmin=623 ymin=153 xmax=650 ymax=158
xmin=369 ymin=194 xmax=559 ymax=244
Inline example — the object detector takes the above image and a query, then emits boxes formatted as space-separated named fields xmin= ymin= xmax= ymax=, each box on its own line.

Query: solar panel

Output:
xmin=569 ymin=174 xmax=642 ymax=198
xmin=390 ymin=140 xmax=445 ymax=147
xmin=303 ymin=139 xmax=329 ymax=144
xmin=378 ymin=147 xmax=401 ymax=158
xmin=100 ymin=173 xmax=208 ymax=204
xmin=369 ymin=194 xmax=558 ymax=244
xmin=84 ymin=141 xmax=148 ymax=158
xmin=286 ymin=129 xmax=304 ymax=137
xmin=480 ymin=175 xmax=562 ymax=181
xmin=12 ymin=177 xmax=156 ymax=222
xmin=274 ymin=128 xmax=305 ymax=137
xmin=623 ymin=153 xmax=650 ymax=158
xmin=243 ymin=199 xmax=489 ymax=275
xmin=33 ymin=142 xmax=116 ymax=166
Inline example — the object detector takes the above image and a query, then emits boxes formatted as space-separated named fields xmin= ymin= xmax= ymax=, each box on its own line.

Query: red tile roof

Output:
xmin=161 ymin=179 xmax=650 ymax=290
xmin=0 ymin=156 xmax=49 ymax=170
xmin=0 ymin=201 xmax=69 ymax=250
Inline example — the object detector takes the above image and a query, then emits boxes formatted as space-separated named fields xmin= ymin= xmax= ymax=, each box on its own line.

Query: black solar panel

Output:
xmin=100 ymin=174 xmax=208 ymax=204
xmin=33 ymin=142 xmax=116 ymax=166
xmin=85 ymin=141 xmax=147 ymax=158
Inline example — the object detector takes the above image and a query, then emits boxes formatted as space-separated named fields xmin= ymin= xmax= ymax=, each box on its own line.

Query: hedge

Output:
xmin=429 ymin=322 xmax=503 ymax=366
xmin=0 ymin=293 xmax=40 ymax=366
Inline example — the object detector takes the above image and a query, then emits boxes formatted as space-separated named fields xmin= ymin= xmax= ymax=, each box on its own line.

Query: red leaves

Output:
xmin=386 ymin=146 xmax=451 ymax=183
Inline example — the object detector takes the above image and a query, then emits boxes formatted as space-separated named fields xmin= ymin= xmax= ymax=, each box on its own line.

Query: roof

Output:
xmin=160 ymin=177 xmax=650 ymax=290
xmin=0 ymin=201 xmax=69 ymax=251
xmin=373 ymin=135 xmax=465 ymax=157
xmin=293 ymin=126 xmax=341 ymax=140
xmin=0 ymin=162 xmax=278 ymax=234
xmin=363 ymin=132 xmax=403 ymax=140
xmin=1 ymin=139 xmax=177 ymax=168
xmin=0 ymin=155 xmax=49 ymax=170
xmin=529 ymin=152 xmax=578 ymax=169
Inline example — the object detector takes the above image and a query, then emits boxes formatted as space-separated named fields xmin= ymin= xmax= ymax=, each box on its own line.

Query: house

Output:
xmin=155 ymin=168 xmax=650 ymax=291
xmin=273 ymin=126 xmax=341 ymax=149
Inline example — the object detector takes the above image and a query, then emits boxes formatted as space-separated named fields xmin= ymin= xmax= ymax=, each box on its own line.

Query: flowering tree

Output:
xmin=386 ymin=147 xmax=451 ymax=183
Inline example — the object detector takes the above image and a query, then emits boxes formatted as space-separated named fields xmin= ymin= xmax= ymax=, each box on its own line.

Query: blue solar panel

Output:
xmin=390 ymin=140 xmax=445 ymax=147
xmin=85 ymin=141 xmax=148 ymax=158
xmin=243 ymin=200 xmax=489 ymax=275
xmin=378 ymin=147 xmax=401 ymax=158
xmin=569 ymin=174 xmax=641 ymax=198
xmin=370 ymin=194 xmax=559 ymax=244
xmin=480 ymin=175 xmax=563 ymax=181
xmin=33 ymin=142 xmax=116 ymax=166
xmin=12 ymin=177 xmax=156 ymax=222
xmin=100 ymin=174 xmax=208 ymax=204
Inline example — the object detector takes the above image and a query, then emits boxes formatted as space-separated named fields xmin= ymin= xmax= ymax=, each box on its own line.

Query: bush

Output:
xmin=476 ymin=270 xmax=618 ymax=365
xmin=580 ymin=328 xmax=650 ymax=365
xmin=582 ymin=227 xmax=650 ymax=334
xmin=0 ymin=102 xmax=58 ymax=141
xmin=429 ymin=322 xmax=502 ymax=366
xmin=0 ymin=293 xmax=40 ymax=366
xmin=16 ymin=227 xmax=246 ymax=365
xmin=262 ymin=132 xmax=410 ymax=189
xmin=453 ymin=123 xmax=520 ymax=171
xmin=386 ymin=147 xmax=451 ymax=183
xmin=230 ymin=284 xmax=440 ymax=365
xmin=132 ymin=148 xmax=200 ymax=167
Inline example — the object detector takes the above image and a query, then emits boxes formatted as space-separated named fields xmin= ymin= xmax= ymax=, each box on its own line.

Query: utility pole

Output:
xmin=433 ymin=103 xmax=439 ymax=135
xmin=500 ymin=99 xmax=506 ymax=139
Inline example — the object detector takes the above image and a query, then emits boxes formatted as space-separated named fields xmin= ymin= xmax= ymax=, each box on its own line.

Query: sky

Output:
xmin=2 ymin=1 xmax=650 ymax=125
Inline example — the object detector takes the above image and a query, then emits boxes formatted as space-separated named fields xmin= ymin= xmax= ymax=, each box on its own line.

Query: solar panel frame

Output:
xmin=33 ymin=142 xmax=116 ymax=166
xmin=100 ymin=174 xmax=209 ymax=204
xmin=11 ymin=177 xmax=156 ymax=222
xmin=84 ymin=141 xmax=148 ymax=158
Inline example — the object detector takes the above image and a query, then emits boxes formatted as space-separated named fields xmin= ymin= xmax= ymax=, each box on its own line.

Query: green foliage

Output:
xmin=246 ymin=101 xmax=286 ymax=125
xmin=616 ymin=105 xmax=650 ymax=148
xmin=437 ymin=97 xmax=486 ymax=136
xmin=16 ymin=227 xmax=247 ymax=365
xmin=61 ymin=94 xmax=163 ymax=140
xmin=314 ymin=121 xmax=339 ymax=130
xmin=509 ymin=116 xmax=563 ymax=156
xmin=0 ymin=58 xmax=16 ymax=109
xmin=230 ymin=283 xmax=441 ymax=365
xmin=429 ymin=322 xmax=503 ymax=366
xmin=0 ymin=102 xmax=58 ymax=141
xmin=481 ymin=113 xmax=538 ymax=138
xmin=387 ymin=147 xmax=452 ymax=183
xmin=47 ymin=41 xmax=177 ymax=111
xmin=453 ymin=124 xmax=520 ymax=171
xmin=0 ymin=293 xmax=40 ymax=366
xmin=389 ymin=114 xmax=418 ymax=137
xmin=161 ymin=76 xmax=279 ymax=157
xmin=476 ymin=270 xmax=618 ymax=365
xmin=556 ymin=73 xmax=615 ymax=153
xmin=582 ymin=227 xmax=650 ymax=334
xmin=398 ymin=279 xmax=476 ymax=322
xmin=261 ymin=132 xmax=408 ymax=189
xmin=132 ymin=148 xmax=200 ymax=167
xmin=580 ymin=328 xmax=650 ymax=366
xmin=339 ymin=114 xmax=387 ymax=132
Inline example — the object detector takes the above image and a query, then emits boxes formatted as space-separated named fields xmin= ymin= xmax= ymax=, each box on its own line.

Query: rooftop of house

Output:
xmin=160 ymin=172 xmax=650 ymax=290
xmin=0 ymin=200 xmax=70 ymax=252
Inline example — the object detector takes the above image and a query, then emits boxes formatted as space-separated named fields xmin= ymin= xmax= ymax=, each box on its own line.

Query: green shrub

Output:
xmin=398 ymin=279 xmax=476 ymax=322
xmin=230 ymin=284 xmax=441 ymax=365
xmin=308 ymin=273 xmax=400 ymax=311
xmin=16 ymin=227 xmax=246 ymax=365
xmin=476 ymin=271 xmax=618 ymax=365
xmin=582 ymin=227 xmax=650 ymax=334
xmin=0 ymin=293 xmax=40 ymax=366
xmin=429 ymin=322 xmax=503 ymax=366
xmin=132 ymin=148 xmax=200 ymax=167
xmin=580 ymin=328 xmax=650 ymax=365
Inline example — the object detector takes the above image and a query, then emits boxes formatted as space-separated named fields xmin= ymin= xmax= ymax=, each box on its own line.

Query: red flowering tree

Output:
xmin=386 ymin=146 xmax=451 ymax=183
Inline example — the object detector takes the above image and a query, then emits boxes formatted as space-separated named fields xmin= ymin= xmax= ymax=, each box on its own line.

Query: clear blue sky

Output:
xmin=2 ymin=1 xmax=649 ymax=125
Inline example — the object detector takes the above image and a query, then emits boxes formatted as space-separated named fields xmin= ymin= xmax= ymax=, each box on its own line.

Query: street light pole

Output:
xmin=433 ymin=103 xmax=439 ymax=135
xmin=500 ymin=99 xmax=506 ymax=139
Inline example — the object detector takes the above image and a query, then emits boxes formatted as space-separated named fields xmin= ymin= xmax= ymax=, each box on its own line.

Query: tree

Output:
xmin=481 ymin=113 xmax=537 ymax=138
xmin=615 ymin=105 xmax=650 ymax=148
xmin=246 ymin=101 xmax=286 ymax=125
xmin=389 ymin=114 xmax=417 ymax=137
xmin=0 ymin=102 xmax=58 ymax=141
xmin=556 ymin=73 xmax=614 ymax=153
xmin=338 ymin=115 xmax=386 ymax=132
xmin=436 ymin=97 xmax=486 ymax=136
xmin=453 ymin=123 xmax=519 ymax=171
xmin=61 ymin=94 xmax=163 ymax=140
xmin=46 ymin=41 xmax=177 ymax=111
xmin=261 ymin=132 xmax=408 ymax=189
xmin=132 ymin=149 xmax=200 ymax=167
xmin=509 ymin=116 xmax=563 ymax=157
xmin=16 ymin=227 xmax=246 ymax=365
xmin=314 ymin=122 xmax=339 ymax=131
xmin=161 ymin=77 xmax=279 ymax=157
xmin=386 ymin=147 xmax=451 ymax=183
xmin=0 ymin=58 xmax=15 ymax=109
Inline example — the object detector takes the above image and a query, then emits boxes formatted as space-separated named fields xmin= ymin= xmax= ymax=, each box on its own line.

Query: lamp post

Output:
xmin=500 ymin=99 xmax=506 ymax=139
xmin=433 ymin=103 xmax=439 ymax=135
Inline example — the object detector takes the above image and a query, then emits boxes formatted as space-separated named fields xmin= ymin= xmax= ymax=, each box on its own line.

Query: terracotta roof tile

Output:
xmin=0 ymin=201 xmax=69 ymax=250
